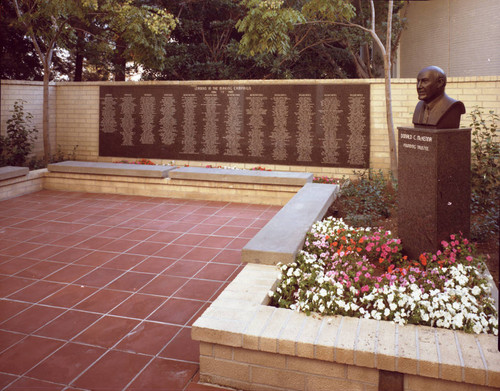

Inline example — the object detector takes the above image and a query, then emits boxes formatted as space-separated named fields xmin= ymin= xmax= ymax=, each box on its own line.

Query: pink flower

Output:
xmin=450 ymin=234 xmax=456 ymax=240
xmin=361 ymin=285 xmax=370 ymax=292
xmin=364 ymin=272 xmax=371 ymax=278
xmin=354 ymin=276 xmax=359 ymax=283
xmin=466 ymin=256 xmax=473 ymax=262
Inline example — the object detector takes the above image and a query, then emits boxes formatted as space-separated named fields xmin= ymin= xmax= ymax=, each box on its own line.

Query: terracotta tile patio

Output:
xmin=0 ymin=190 xmax=280 ymax=390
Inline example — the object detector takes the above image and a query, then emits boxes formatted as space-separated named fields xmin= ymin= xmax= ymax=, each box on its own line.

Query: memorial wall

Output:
xmin=99 ymin=84 xmax=370 ymax=168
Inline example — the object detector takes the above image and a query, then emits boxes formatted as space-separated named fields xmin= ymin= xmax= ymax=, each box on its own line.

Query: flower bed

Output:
xmin=270 ymin=217 xmax=498 ymax=335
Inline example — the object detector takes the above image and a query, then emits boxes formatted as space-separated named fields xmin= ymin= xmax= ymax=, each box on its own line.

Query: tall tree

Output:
xmin=11 ymin=0 xmax=87 ymax=161
xmin=236 ymin=0 xmax=406 ymax=174
xmin=101 ymin=1 xmax=177 ymax=80
xmin=9 ymin=0 xmax=177 ymax=161
xmin=141 ymin=0 xmax=275 ymax=80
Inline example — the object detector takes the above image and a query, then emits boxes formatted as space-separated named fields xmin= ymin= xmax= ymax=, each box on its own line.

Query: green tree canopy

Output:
xmin=236 ymin=0 xmax=405 ymax=174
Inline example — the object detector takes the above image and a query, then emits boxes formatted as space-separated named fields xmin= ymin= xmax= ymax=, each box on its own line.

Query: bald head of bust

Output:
xmin=412 ymin=66 xmax=465 ymax=129
xmin=416 ymin=66 xmax=447 ymax=104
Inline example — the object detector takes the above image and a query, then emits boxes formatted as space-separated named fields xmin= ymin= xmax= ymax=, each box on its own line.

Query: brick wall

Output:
xmin=0 ymin=81 xmax=56 ymax=159
xmin=0 ymin=169 xmax=45 ymax=201
xmin=192 ymin=263 xmax=500 ymax=391
xmin=200 ymin=342 xmax=379 ymax=391
xmin=2 ymin=77 xmax=499 ymax=178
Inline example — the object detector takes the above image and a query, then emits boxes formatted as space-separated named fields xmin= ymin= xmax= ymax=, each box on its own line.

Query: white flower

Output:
xmin=471 ymin=286 xmax=481 ymax=296
xmin=319 ymin=288 xmax=328 ymax=297
xmin=293 ymin=269 xmax=301 ymax=277
xmin=384 ymin=308 xmax=390 ymax=317
xmin=473 ymin=323 xmax=483 ymax=334
xmin=268 ymin=290 xmax=274 ymax=297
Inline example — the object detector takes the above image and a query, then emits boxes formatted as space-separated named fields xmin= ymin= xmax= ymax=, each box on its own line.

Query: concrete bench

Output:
xmin=0 ymin=166 xmax=29 ymax=181
xmin=241 ymin=182 xmax=339 ymax=265
xmin=47 ymin=161 xmax=176 ymax=178
xmin=169 ymin=167 xmax=313 ymax=186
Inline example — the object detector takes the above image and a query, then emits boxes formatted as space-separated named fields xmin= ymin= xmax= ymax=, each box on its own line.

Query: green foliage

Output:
xmin=337 ymin=169 xmax=397 ymax=227
xmin=0 ymin=1 xmax=44 ymax=80
xmin=142 ymin=0 xmax=280 ymax=80
xmin=0 ymin=100 xmax=38 ymax=167
xmin=236 ymin=0 xmax=407 ymax=79
xmin=28 ymin=144 xmax=79 ymax=170
xmin=100 ymin=0 xmax=177 ymax=71
xmin=236 ymin=0 xmax=306 ymax=56
xmin=469 ymin=107 xmax=499 ymax=241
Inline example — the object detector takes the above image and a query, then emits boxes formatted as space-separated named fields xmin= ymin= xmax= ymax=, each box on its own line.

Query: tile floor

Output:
xmin=0 ymin=190 xmax=280 ymax=390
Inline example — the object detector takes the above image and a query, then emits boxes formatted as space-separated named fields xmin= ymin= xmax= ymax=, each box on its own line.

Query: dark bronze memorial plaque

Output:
xmin=99 ymin=83 xmax=370 ymax=168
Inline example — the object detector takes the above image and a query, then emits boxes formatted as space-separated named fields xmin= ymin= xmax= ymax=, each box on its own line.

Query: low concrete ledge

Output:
xmin=169 ymin=166 xmax=313 ymax=186
xmin=0 ymin=166 xmax=29 ymax=181
xmin=0 ymin=169 xmax=45 ymax=201
xmin=192 ymin=264 xmax=500 ymax=391
xmin=241 ymin=182 xmax=339 ymax=265
xmin=47 ymin=161 xmax=176 ymax=178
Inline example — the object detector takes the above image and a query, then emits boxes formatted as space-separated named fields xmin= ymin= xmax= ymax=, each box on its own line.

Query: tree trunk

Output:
xmin=42 ymin=64 xmax=51 ymax=163
xmin=384 ymin=56 xmax=397 ymax=176
xmin=384 ymin=1 xmax=398 ymax=176
xmin=74 ymin=31 xmax=84 ymax=81
xmin=114 ymin=37 xmax=127 ymax=81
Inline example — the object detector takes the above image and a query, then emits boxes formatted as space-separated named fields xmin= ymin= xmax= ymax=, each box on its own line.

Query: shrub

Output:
xmin=28 ymin=144 xmax=79 ymax=169
xmin=336 ymin=169 xmax=397 ymax=226
xmin=469 ymin=107 xmax=499 ymax=241
xmin=0 ymin=100 xmax=38 ymax=167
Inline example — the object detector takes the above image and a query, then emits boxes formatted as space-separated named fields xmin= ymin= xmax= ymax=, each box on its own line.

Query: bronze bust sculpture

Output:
xmin=412 ymin=66 xmax=465 ymax=129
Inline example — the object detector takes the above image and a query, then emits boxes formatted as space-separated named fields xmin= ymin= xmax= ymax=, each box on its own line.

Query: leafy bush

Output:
xmin=469 ymin=107 xmax=499 ymax=241
xmin=0 ymin=100 xmax=38 ymax=167
xmin=336 ymin=169 xmax=397 ymax=226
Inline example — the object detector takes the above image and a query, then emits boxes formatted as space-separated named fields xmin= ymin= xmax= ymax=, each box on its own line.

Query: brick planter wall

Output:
xmin=192 ymin=264 xmax=500 ymax=391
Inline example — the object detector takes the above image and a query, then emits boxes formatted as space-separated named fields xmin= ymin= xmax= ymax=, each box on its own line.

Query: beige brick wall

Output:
xmin=0 ymin=169 xmax=45 ymax=201
xmin=43 ymin=172 xmax=302 ymax=205
xmin=2 ymin=78 xmax=499 ymax=178
xmin=200 ymin=343 xmax=379 ymax=391
xmin=55 ymin=84 xmax=100 ymax=161
xmin=0 ymin=81 xmax=56 ymax=159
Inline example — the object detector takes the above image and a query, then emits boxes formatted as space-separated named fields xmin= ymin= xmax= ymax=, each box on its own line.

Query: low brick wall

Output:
xmin=0 ymin=169 xmax=45 ymax=201
xmin=43 ymin=171 xmax=304 ymax=205
xmin=192 ymin=264 xmax=500 ymax=391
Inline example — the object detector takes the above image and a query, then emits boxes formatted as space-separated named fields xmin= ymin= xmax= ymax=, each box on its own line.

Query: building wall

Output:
xmin=399 ymin=0 xmax=500 ymax=78
xmin=1 ymin=78 xmax=499 ymax=178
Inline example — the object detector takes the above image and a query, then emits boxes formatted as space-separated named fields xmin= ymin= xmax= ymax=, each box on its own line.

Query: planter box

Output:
xmin=192 ymin=264 xmax=500 ymax=391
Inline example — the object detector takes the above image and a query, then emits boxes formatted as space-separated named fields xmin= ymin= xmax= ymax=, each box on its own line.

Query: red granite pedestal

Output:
xmin=397 ymin=127 xmax=471 ymax=260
